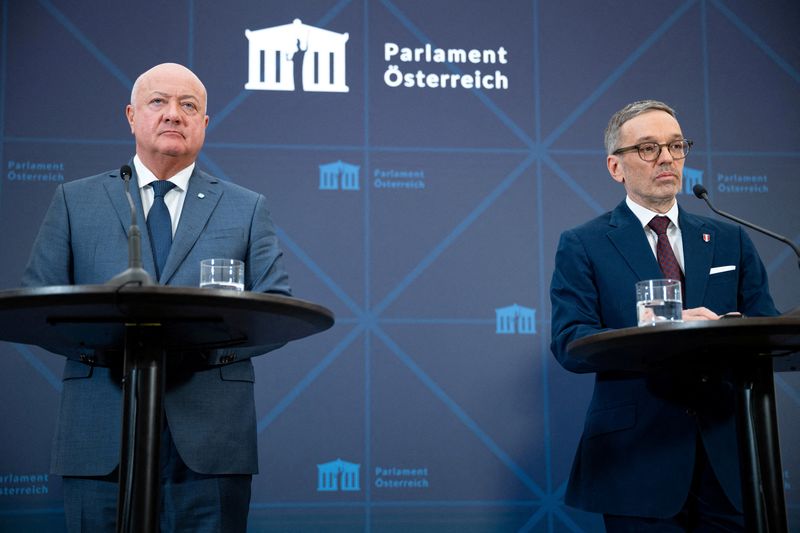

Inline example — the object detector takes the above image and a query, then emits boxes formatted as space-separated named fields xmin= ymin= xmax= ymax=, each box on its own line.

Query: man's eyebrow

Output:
xmin=632 ymin=133 xmax=683 ymax=143
xmin=147 ymin=91 xmax=199 ymax=101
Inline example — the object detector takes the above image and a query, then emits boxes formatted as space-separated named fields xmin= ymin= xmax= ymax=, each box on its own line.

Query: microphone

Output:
xmin=693 ymin=184 xmax=800 ymax=271
xmin=107 ymin=165 xmax=154 ymax=286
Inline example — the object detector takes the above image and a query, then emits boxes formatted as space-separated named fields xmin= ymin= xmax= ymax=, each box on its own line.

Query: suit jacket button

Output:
xmin=685 ymin=408 xmax=696 ymax=416
xmin=221 ymin=353 xmax=236 ymax=364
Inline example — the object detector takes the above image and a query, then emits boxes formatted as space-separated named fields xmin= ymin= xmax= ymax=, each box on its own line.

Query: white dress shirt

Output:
xmin=133 ymin=154 xmax=193 ymax=237
xmin=625 ymin=196 xmax=685 ymax=273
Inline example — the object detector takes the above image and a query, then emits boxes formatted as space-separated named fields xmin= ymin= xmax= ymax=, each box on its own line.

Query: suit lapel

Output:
xmin=160 ymin=170 xmax=222 ymax=284
xmin=679 ymin=209 xmax=714 ymax=308
xmin=606 ymin=201 xmax=663 ymax=282
xmin=102 ymin=166 xmax=157 ymax=276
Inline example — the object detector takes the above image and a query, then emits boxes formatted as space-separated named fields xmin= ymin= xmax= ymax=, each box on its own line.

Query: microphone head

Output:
xmin=692 ymin=184 xmax=708 ymax=199
xmin=120 ymin=165 xmax=133 ymax=181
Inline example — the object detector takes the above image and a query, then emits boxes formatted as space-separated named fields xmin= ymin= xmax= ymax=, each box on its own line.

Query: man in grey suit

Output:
xmin=23 ymin=63 xmax=290 ymax=532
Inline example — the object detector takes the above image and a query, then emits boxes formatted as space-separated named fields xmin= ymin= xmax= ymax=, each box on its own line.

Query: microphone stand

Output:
xmin=693 ymin=185 xmax=800 ymax=272
xmin=108 ymin=165 xmax=154 ymax=286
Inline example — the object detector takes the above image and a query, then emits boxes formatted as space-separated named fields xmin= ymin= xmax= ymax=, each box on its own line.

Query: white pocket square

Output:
xmin=709 ymin=265 xmax=736 ymax=275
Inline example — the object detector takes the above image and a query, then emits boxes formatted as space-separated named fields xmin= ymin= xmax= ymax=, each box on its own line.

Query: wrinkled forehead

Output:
xmin=619 ymin=110 xmax=682 ymax=143
xmin=133 ymin=66 xmax=207 ymax=108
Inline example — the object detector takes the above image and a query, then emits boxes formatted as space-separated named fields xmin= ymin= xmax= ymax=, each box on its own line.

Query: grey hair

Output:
xmin=604 ymin=100 xmax=677 ymax=154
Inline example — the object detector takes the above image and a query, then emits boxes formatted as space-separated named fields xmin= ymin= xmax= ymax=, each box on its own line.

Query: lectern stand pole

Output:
xmin=735 ymin=356 xmax=788 ymax=533
xmin=116 ymin=325 xmax=166 ymax=533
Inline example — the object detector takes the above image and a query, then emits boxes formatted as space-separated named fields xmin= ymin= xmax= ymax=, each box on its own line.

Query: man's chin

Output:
xmin=154 ymin=144 xmax=188 ymax=158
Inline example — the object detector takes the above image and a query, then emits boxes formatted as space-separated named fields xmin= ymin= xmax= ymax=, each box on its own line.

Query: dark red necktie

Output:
xmin=648 ymin=216 xmax=684 ymax=285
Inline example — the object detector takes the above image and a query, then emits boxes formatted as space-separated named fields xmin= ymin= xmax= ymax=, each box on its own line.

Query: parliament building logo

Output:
xmin=317 ymin=458 xmax=361 ymax=492
xmin=319 ymin=160 xmax=360 ymax=191
xmin=245 ymin=19 xmax=349 ymax=93
xmin=495 ymin=304 xmax=536 ymax=335
xmin=682 ymin=166 xmax=703 ymax=195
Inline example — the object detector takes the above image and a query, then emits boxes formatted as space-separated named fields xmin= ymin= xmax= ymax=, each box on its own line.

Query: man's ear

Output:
xmin=125 ymin=105 xmax=135 ymax=134
xmin=607 ymin=154 xmax=624 ymax=184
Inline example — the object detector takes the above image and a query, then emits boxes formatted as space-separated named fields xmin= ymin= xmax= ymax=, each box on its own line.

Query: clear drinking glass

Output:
xmin=636 ymin=279 xmax=682 ymax=326
xmin=199 ymin=258 xmax=244 ymax=291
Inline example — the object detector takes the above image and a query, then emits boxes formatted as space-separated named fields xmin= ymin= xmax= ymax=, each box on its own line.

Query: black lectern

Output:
xmin=567 ymin=316 xmax=800 ymax=533
xmin=0 ymin=285 xmax=335 ymax=533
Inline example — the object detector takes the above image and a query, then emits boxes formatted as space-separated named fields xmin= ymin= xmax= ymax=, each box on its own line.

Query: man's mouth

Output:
xmin=655 ymin=171 xmax=677 ymax=180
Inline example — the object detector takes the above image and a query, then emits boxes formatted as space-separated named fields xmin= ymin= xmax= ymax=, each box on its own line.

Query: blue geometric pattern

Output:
xmin=0 ymin=1 xmax=798 ymax=531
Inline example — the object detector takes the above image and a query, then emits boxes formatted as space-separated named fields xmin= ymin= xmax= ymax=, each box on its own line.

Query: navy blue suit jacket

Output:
xmin=22 ymin=165 xmax=291 ymax=477
xmin=550 ymin=200 xmax=777 ymax=517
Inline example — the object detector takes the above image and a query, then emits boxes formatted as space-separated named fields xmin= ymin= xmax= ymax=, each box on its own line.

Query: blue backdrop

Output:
xmin=0 ymin=1 xmax=798 ymax=531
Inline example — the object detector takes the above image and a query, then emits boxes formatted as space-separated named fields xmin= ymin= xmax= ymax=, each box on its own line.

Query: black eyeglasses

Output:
xmin=612 ymin=139 xmax=693 ymax=162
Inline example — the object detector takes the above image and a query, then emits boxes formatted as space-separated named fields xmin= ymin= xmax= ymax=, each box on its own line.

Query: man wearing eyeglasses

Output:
xmin=550 ymin=100 xmax=778 ymax=531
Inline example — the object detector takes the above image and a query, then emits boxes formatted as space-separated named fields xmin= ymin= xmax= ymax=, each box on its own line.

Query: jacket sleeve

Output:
xmin=549 ymin=229 xmax=612 ymax=373
xmin=246 ymin=193 xmax=291 ymax=297
xmin=736 ymin=227 xmax=779 ymax=317
xmin=21 ymin=184 xmax=73 ymax=287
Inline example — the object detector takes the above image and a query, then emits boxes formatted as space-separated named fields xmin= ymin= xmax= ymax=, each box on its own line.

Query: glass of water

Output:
xmin=636 ymin=279 xmax=682 ymax=326
xmin=200 ymin=258 xmax=244 ymax=291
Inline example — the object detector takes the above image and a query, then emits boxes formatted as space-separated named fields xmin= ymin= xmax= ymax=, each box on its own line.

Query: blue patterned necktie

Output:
xmin=648 ymin=215 xmax=685 ymax=288
xmin=147 ymin=180 xmax=176 ymax=280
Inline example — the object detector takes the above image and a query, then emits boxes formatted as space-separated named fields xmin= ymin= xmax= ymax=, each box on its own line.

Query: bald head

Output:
xmin=125 ymin=62 xmax=210 ymax=179
xmin=130 ymin=63 xmax=207 ymax=112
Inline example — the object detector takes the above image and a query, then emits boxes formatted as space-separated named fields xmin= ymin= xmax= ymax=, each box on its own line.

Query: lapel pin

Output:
xmin=703 ymin=233 xmax=711 ymax=243
xmin=197 ymin=193 xmax=205 ymax=199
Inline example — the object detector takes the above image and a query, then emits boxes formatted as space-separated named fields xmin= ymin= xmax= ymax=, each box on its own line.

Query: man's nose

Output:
xmin=163 ymin=100 xmax=182 ymax=122
xmin=656 ymin=144 xmax=675 ymax=164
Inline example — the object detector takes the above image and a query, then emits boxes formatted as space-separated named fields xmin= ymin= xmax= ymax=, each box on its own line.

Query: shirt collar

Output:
xmin=133 ymin=154 xmax=194 ymax=191
xmin=626 ymin=196 xmax=680 ymax=230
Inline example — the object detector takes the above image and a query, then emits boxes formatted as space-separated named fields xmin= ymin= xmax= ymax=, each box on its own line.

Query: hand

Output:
xmin=682 ymin=307 xmax=720 ymax=321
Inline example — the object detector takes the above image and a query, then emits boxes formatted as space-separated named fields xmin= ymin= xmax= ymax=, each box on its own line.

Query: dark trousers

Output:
xmin=604 ymin=437 xmax=745 ymax=532
xmin=62 ymin=423 xmax=252 ymax=533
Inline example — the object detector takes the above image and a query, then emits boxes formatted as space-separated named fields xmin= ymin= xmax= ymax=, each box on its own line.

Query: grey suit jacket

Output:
xmin=22 ymin=165 xmax=291 ymax=476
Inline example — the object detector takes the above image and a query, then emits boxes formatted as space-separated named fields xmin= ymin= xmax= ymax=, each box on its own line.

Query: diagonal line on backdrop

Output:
xmin=257 ymin=323 xmax=364 ymax=432
xmin=208 ymin=0 xmax=354 ymax=134
xmin=766 ymin=233 xmax=800 ymax=276
xmin=543 ymin=154 xmax=605 ymax=215
xmin=276 ymin=225 xmax=364 ymax=316
xmin=710 ymin=0 xmax=800 ymax=85
xmin=517 ymin=504 xmax=547 ymax=533
xmin=372 ymin=153 xmax=536 ymax=317
xmin=10 ymin=344 xmax=62 ymax=392
xmin=38 ymin=0 xmax=132 ymax=91
xmin=542 ymin=0 xmax=696 ymax=148
xmin=527 ymin=479 xmax=588 ymax=533
xmin=517 ymin=499 xmax=589 ymax=533
xmin=380 ymin=0 xmax=534 ymax=150
xmin=317 ymin=0 xmax=354 ymax=28
xmin=550 ymin=505 xmax=586 ymax=533
xmin=373 ymin=326 xmax=545 ymax=498
xmin=197 ymin=151 xmax=363 ymax=315
xmin=207 ymin=91 xmax=251 ymax=134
